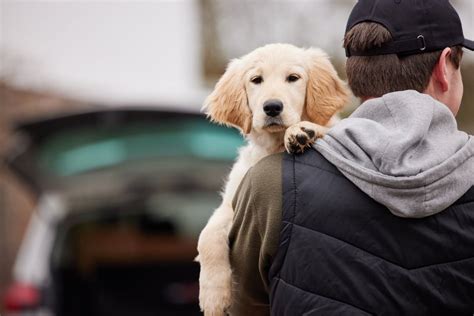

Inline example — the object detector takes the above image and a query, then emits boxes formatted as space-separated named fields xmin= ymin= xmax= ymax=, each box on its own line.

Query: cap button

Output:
xmin=394 ymin=0 xmax=401 ymax=3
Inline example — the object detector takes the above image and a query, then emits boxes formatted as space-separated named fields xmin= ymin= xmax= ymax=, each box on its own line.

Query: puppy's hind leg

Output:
xmin=197 ymin=202 xmax=234 ymax=316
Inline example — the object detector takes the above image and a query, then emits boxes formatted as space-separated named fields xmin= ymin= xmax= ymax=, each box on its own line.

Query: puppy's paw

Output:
xmin=199 ymin=267 xmax=232 ymax=316
xmin=284 ymin=121 xmax=326 ymax=154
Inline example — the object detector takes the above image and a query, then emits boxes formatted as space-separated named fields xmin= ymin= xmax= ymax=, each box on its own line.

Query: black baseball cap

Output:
xmin=345 ymin=0 xmax=474 ymax=57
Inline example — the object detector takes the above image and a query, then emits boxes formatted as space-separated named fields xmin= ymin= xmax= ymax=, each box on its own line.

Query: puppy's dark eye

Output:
xmin=287 ymin=74 xmax=300 ymax=82
xmin=251 ymin=76 xmax=263 ymax=84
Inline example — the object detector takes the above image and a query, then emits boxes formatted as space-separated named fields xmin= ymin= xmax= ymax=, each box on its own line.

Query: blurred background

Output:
xmin=0 ymin=0 xmax=473 ymax=315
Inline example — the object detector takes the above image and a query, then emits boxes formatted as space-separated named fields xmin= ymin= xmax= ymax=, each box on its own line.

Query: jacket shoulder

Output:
xmin=249 ymin=152 xmax=285 ymax=181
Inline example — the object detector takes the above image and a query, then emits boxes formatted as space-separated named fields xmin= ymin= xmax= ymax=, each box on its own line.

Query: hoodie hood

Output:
xmin=314 ymin=90 xmax=474 ymax=218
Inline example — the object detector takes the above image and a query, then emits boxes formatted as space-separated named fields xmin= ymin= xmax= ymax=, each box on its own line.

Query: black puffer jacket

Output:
xmin=269 ymin=149 xmax=474 ymax=315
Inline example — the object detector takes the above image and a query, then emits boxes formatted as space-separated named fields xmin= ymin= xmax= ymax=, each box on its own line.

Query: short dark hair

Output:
xmin=344 ymin=22 xmax=463 ymax=99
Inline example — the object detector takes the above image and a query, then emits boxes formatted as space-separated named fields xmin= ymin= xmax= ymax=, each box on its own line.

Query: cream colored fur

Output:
xmin=196 ymin=43 xmax=349 ymax=316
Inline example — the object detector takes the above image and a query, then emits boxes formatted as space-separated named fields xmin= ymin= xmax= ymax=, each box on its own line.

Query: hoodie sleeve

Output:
xmin=228 ymin=153 xmax=283 ymax=316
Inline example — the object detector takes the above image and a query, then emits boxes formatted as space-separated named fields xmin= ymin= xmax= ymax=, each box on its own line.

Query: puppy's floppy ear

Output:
xmin=203 ymin=59 xmax=252 ymax=134
xmin=304 ymin=48 xmax=349 ymax=125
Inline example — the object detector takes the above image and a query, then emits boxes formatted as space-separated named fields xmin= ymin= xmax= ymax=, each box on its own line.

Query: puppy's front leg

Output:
xmin=197 ymin=201 xmax=234 ymax=316
xmin=284 ymin=121 xmax=328 ymax=154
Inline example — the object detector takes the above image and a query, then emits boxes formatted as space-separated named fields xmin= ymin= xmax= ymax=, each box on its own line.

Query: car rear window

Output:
xmin=38 ymin=120 xmax=243 ymax=176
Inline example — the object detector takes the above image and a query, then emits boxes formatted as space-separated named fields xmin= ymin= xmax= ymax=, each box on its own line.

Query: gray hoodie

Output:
xmin=314 ymin=90 xmax=474 ymax=218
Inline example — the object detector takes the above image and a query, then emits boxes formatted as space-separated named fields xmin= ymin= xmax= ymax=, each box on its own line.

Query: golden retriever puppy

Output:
xmin=197 ymin=43 xmax=349 ymax=315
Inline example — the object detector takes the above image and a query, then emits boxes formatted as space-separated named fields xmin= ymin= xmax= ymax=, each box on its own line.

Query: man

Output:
xmin=229 ymin=0 xmax=474 ymax=315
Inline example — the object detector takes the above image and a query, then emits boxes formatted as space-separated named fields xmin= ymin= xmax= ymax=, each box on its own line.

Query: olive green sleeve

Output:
xmin=228 ymin=153 xmax=284 ymax=316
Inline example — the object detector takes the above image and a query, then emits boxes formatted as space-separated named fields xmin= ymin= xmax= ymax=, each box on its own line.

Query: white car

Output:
xmin=3 ymin=108 xmax=243 ymax=316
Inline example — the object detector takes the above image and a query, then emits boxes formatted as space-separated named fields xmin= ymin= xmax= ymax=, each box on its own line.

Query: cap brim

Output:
xmin=463 ymin=39 xmax=474 ymax=51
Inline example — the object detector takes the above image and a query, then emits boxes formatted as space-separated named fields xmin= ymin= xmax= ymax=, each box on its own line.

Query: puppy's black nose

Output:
xmin=263 ymin=100 xmax=283 ymax=117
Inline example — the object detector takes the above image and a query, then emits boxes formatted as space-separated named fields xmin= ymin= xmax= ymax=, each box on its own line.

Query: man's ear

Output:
xmin=433 ymin=47 xmax=452 ymax=92
xmin=202 ymin=59 xmax=252 ymax=135
xmin=304 ymin=48 xmax=349 ymax=125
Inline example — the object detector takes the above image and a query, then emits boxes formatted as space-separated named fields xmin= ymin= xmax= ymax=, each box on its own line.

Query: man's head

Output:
xmin=344 ymin=0 xmax=473 ymax=115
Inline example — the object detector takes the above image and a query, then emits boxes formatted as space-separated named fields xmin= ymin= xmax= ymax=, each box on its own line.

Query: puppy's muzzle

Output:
xmin=263 ymin=99 xmax=283 ymax=117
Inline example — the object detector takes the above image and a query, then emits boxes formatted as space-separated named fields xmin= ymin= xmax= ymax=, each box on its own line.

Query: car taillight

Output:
xmin=4 ymin=283 xmax=40 ymax=311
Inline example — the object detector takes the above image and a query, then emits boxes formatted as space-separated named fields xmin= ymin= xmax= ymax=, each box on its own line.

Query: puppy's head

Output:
xmin=204 ymin=44 xmax=349 ymax=135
